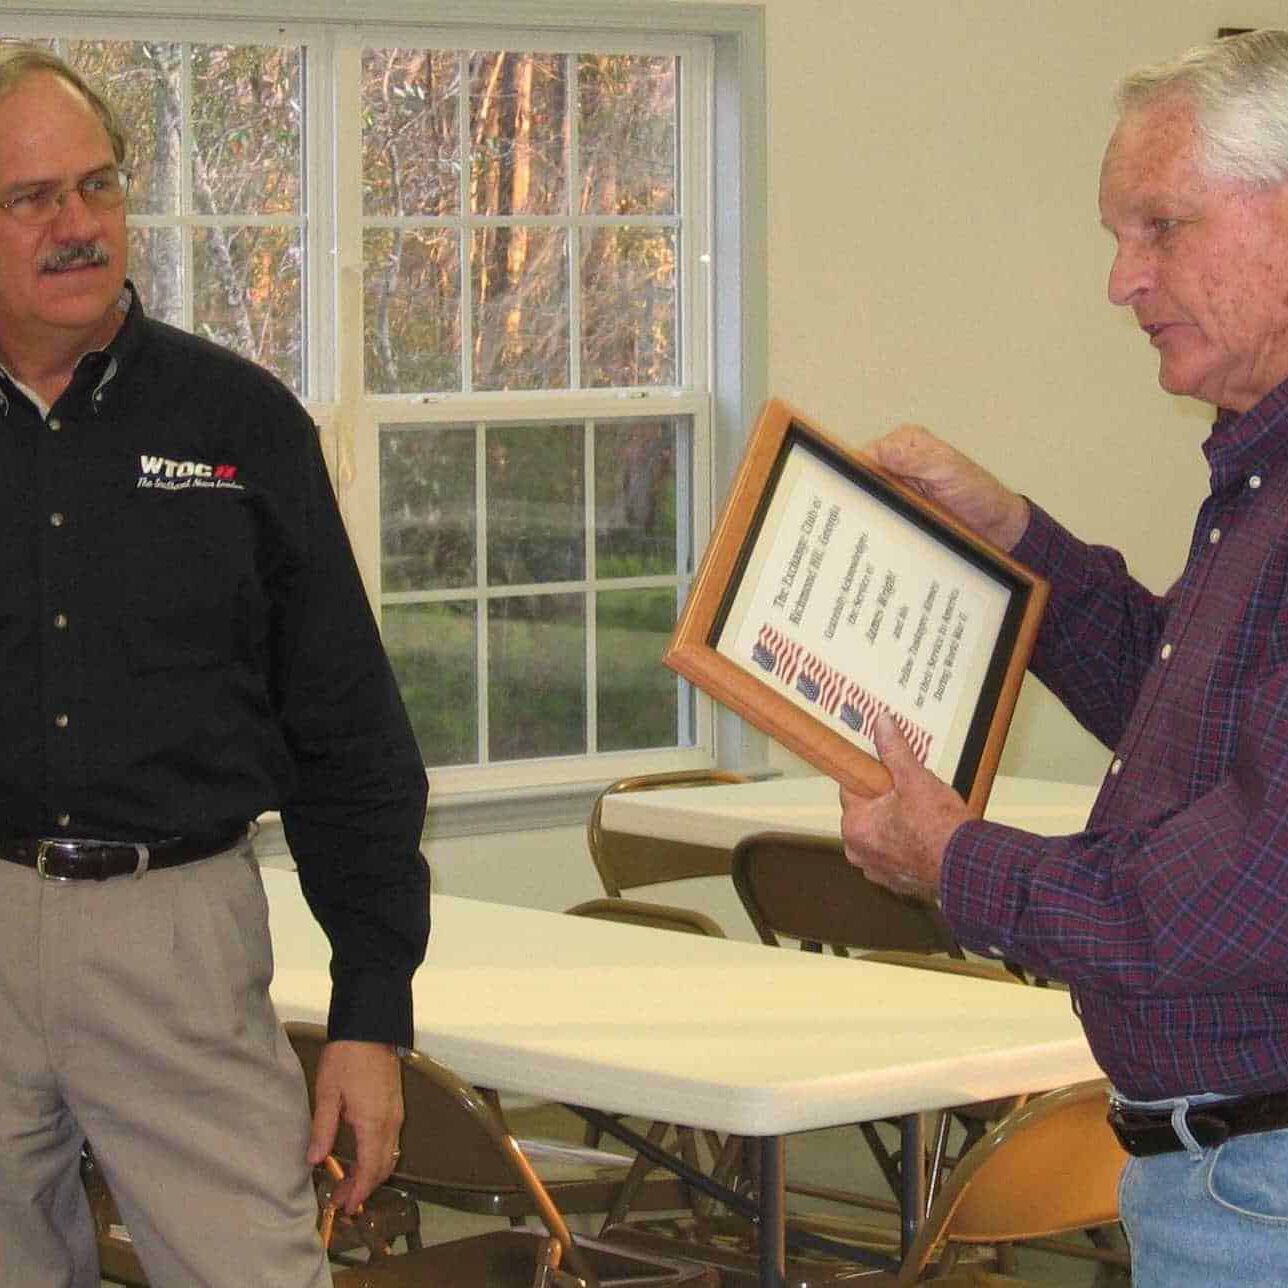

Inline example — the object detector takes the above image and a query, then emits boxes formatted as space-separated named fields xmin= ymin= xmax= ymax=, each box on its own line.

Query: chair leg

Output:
xmin=995 ymin=1242 xmax=1019 ymax=1274
xmin=598 ymin=1119 xmax=672 ymax=1232
xmin=924 ymin=1111 xmax=953 ymax=1216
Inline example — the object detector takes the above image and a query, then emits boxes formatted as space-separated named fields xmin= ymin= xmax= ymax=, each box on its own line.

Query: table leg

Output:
xmin=900 ymin=1112 xmax=926 ymax=1260
xmin=757 ymin=1135 xmax=786 ymax=1287
xmin=566 ymin=1107 xmax=893 ymax=1274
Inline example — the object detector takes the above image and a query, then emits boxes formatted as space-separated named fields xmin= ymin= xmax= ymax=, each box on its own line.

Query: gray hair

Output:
xmin=1117 ymin=29 xmax=1288 ymax=187
xmin=0 ymin=43 xmax=127 ymax=165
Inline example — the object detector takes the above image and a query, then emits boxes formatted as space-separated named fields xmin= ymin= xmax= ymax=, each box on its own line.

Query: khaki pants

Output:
xmin=0 ymin=846 xmax=331 ymax=1287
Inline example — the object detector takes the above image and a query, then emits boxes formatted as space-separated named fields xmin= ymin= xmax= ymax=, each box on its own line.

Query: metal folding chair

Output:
xmin=586 ymin=769 xmax=750 ymax=901
xmin=287 ymin=1022 xmax=692 ymax=1235
xmin=894 ymin=1080 xmax=1128 ymax=1285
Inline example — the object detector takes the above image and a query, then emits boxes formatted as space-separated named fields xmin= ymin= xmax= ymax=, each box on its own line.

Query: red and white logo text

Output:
xmin=137 ymin=455 xmax=243 ymax=492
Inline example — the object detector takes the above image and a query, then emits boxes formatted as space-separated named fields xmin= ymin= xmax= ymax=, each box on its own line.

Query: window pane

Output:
xmin=192 ymin=225 xmax=302 ymax=394
xmin=595 ymin=417 xmax=686 ymax=576
xmin=581 ymin=227 xmax=677 ymax=387
xmin=65 ymin=39 xmax=182 ymax=217
xmin=470 ymin=52 xmax=567 ymax=216
xmin=127 ymin=227 xmax=183 ymax=328
xmin=486 ymin=424 xmax=584 ymax=586
xmin=385 ymin=601 xmax=478 ymax=767
xmin=578 ymin=55 xmax=677 ymax=216
xmin=488 ymin=594 xmax=585 ymax=760
xmin=380 ymin=425 xmax=476 ymax=592
xmin=597 ymin=588 xmax=678 ymax=751
xmin=363 ymin=48 xmax=460 ymax=217
xmin=364 ymin=228 xmax=461 ymax=394
xmin=50 ymin=36 xmax=307 ymax=384
xmin=471 ymin=227 xmax=569 ymax=391
xmin=191 ymin=45 xmax=302 ymax=217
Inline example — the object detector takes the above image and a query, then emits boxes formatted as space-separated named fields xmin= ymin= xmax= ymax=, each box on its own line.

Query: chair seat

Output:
xmin=330 ymin=1228 xmax=720 ymax=1286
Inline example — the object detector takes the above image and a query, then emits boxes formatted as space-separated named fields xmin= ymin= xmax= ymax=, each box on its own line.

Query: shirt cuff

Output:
xmin=327 ymin=970 xmax=415 ymax=1049
xmin=1011 ymin=501 xmax=1105 ymax=603
xmin=941 ymin=818 xmax=1036 ymax=961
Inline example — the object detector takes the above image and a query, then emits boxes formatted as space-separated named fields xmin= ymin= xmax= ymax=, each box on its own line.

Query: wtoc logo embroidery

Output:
xmin=137 ymin=455 xmax=243 ymax=492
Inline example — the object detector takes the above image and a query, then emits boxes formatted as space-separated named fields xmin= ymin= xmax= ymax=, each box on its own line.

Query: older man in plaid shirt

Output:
xmin=842 ymin=29 xmax=1288 ymax=1288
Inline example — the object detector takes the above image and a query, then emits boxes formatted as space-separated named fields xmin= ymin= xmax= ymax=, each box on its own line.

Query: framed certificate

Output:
xmin=665 ymin=399 xmax=1048 ymax=813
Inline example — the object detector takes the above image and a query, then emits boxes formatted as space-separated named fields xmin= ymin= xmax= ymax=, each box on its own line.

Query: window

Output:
xmin=5 ymin=3 xmax=766 ymax=822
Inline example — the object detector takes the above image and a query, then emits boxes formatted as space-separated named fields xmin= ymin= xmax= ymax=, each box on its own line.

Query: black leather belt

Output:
xmin=1109 ymin=1090 xmax=1288 ymax=1156
xmin=0 ymin=826 xmax=248 ymax=881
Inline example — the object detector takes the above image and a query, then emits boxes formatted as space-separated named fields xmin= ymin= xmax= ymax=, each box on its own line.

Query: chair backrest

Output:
xmin=896 ymin=1080 xmax=1128 ymax=1285
xmin=731 ymin=830 xmax=960 ymax=955
xmin=586 ymin=770 xmax=750 ymax=897
xmin=285 ymin=1022 xmax=597 ymax=1283
xmin=565 ymin=898 xmax=726 ymax=938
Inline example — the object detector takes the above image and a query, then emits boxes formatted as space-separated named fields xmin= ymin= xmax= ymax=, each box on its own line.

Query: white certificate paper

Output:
xmin=715 ymin=441 xmax=1012 ymax=782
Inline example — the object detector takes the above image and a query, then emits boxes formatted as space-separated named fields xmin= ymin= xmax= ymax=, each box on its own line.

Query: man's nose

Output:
xmin=1107 ymin=242 xmax=1151 ymax=306
xmin=47 ymin=187 xmax=101 ymax=238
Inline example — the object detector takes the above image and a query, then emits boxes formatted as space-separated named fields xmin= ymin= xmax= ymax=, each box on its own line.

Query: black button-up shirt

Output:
xmin=0 ymin=285 xmax=429 ymax=1045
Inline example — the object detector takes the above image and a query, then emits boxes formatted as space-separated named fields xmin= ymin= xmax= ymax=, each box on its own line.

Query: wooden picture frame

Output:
xmin=665 ymin=399 xmax=1049 ymax=814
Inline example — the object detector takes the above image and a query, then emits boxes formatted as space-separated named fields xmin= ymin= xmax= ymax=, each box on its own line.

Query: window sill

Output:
xmin=252 ymin=780 xmax=605 ymax=864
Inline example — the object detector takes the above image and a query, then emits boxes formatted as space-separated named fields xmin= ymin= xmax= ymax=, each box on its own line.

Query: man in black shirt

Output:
xmin=0 ymin=46 xmax=429 ymax=1287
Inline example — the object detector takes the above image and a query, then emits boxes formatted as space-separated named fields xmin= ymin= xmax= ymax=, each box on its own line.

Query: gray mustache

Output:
xmin=42 ymin=243 xmax=109 ymax=272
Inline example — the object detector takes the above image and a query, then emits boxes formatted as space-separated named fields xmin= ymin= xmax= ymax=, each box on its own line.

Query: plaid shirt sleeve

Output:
xmin=943 ymin=503 xmax=1288 ymax=999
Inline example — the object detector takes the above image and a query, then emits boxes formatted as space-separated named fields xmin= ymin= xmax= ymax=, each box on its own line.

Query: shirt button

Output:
xmin=56 ymin=813 xmax=71 ymax=827
xmin=54 ymin=713 xmax=69 ymax=729
xmin=47 ymin=417 xmax=61 ymax=432
xmin=1160 ymin=642 xmax=1173 ymax=661
xmin=1110 ymin=757 xmax=1123 ymax=775
xmin=49 ymin=512 xmax=65 ymax=528
xmin=1250 ymin=474 xmax=1263 ymax=490
xmin=1209 ymin=527 xmax=1222 ymax=544
xmin=53 ymin=612 xmax=68 ymax=630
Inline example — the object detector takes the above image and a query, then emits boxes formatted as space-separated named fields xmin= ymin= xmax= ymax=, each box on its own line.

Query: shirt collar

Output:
xmin=1203 ymin=377 xmax=1288 ymax=493
xmin=0 ymin=284 xmax=136 ymax=418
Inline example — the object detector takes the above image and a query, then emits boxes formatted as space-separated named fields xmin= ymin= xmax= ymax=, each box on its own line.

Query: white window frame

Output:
xmin=9 ymin=0 xmax=769 ymax=836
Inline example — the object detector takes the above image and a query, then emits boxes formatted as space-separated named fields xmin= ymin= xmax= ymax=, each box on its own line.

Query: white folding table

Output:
xmin=265 ymin=873 xmax=1102 ymax=1286
xmin=597 ymin=771 xmax=1100 ymax=850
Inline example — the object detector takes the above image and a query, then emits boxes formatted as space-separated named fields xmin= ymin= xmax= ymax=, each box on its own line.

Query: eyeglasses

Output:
xmin=0 ymin=168 xmax=131 ymax=226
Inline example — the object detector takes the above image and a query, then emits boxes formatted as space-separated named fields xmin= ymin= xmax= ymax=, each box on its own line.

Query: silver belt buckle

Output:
xmin=35 ymin=839 xmax=72 ymax=881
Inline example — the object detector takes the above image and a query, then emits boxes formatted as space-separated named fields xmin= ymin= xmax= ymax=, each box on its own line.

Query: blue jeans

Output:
xmin=1117 ymin=1092 xmax=1288 ymax=1287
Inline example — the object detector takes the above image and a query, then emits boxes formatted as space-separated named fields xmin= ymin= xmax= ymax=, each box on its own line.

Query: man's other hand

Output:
xmin=307 ymin=1039 xmax=404 ymax=1214
xmin=866 ymin=424 xmax=1030 ymax=552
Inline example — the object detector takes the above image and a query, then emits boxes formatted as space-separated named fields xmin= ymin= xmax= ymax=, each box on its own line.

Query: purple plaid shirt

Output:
xmin=942 ymin=378 xmax=1288 ymax=1099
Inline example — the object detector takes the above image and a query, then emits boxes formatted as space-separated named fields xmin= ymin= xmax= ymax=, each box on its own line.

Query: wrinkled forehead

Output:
xmin=0 ymin=71 xmax=115 ymax=180
xmin=1099 ymin=99 xmax=1204 ymax=215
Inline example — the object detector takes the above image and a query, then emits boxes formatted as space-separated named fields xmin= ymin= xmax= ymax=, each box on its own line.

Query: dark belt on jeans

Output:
xmin=0 ymin=826 xmax=249 ymax=881
xmin=1108 ymin=1089 xmax=1288 ymax=1156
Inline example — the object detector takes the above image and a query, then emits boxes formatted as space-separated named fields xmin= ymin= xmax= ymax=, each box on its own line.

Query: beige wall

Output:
xmin=436 ymin=2 xmax=1284 ymax=908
